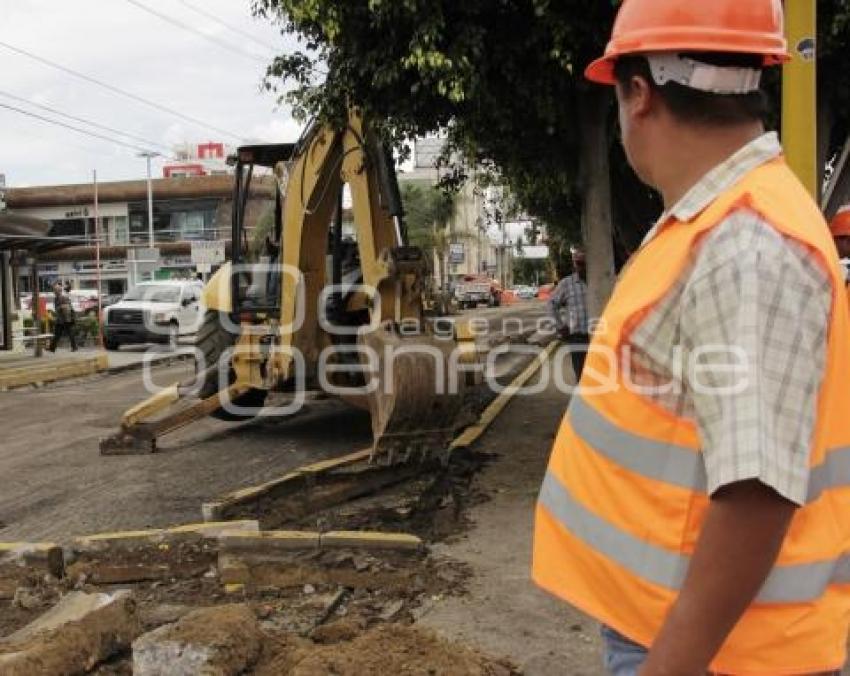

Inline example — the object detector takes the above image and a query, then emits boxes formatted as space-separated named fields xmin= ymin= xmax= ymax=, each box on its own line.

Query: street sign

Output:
xmin=126 ymin=247 xmax=160 ymax=285
xmin=196 ymin=263 xmax=212 ymax=274
xmin=191 ymin=240 xmax=225 ymax=267
xmin=127 ymin=247 xmax=160 ymax=273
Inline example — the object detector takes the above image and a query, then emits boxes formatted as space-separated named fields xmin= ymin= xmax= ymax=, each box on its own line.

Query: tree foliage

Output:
xmin=253 ymin=0 xmax=619 ymax=239
xmin=399 ymin=181 xmax=455 ymax=254
xmin=253 ymin=0 xmax=850 ymax=297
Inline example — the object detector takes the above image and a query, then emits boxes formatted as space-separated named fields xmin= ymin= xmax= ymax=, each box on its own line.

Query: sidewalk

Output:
xmin=0 ymin=341 xmax=194 ymax=390
xmin=417 ymin=350 xmax=604 ymax=674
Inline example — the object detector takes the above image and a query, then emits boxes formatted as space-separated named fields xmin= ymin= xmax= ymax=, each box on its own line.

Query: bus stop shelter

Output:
xmin=0 ymin=213 xmax=86 ymax=355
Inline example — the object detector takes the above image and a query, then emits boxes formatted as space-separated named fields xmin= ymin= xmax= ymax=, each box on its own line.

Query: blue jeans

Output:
xmin=600 ymin=626 xmax=843 ymax=675
xmin=601 ymin=625 xmax=648 ymax=676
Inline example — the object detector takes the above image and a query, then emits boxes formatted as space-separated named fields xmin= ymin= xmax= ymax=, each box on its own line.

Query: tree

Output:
xmin=399 ymin=181 xmax=456 ymax=292
xmin=252 ymin=0 xmax=850 ymax=312
xmin=252 ymin=0 xmax=623 ymax=315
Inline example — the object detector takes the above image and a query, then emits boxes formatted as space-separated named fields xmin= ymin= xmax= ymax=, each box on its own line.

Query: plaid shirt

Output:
xmin=549 ymin=273 xmax=589 ymax=335
xmin=627 ymin=132 xmax=831 ymax=505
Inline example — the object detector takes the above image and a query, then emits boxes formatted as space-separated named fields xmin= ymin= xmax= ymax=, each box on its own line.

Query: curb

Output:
xmin=201 ymin=449 xmax=372 ymax=523
xmin=0 ymin=354 xmax=108 ymax=390
xmin=104 ymin=351 xmax=195 ymax=376
xmin=70 ymin=520 xmax=259 ymax=551
xmin=450 ymin=339 xmax=557 ymax=451
xmin=217 ymin=529 xmax=422 ymax=553
xmin=0 ymin=352 xmax=193 ymax=390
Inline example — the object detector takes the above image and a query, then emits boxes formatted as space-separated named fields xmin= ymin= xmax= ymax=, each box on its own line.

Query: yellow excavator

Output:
xmin=100 ymin=111 xmax=471 ymax=463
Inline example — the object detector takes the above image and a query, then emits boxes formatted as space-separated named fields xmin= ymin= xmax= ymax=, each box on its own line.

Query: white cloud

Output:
xmin=0 ymin=0 xmax=302 ymax=186
xmin=247 ymin=117 xmax=303 ymax=144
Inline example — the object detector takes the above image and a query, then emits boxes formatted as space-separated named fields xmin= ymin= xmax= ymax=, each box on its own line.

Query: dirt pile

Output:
xmin=256 ymin=623 xmax=518 ymax=675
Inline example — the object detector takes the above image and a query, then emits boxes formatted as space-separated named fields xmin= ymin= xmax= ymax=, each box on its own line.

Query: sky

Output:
xmin=0 ymin=0 xmax=304 ymax=187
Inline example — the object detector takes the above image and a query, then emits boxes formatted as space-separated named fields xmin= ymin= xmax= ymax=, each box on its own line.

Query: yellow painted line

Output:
xmin=0 ymin=542 xmax=58 ymax=553
xmin=72 ymin=520 xmax=260 ymax=546
xmin=450 ymin=340 xmax=557 ymax=451
xmin=224 ymin=471 xmax=303 ymax=502
xmin=298 ymin=448 xmax=372 ymax=474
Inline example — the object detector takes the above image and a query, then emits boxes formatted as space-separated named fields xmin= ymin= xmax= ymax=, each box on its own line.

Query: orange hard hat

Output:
xmin=586 ymin=0 xmax=790 ymax=85
xmin=830 ymin=206 xmax=850 ymax=238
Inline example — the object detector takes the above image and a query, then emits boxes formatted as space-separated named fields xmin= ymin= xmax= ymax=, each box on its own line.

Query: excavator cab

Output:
xmin=229 ymin=143 xmax=294 ymax=316
xmin=101 ymin=112 xmax=468 ymax=464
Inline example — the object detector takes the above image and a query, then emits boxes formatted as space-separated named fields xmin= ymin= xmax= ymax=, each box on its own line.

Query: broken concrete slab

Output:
xmin=140 ymin=603 xmax=196 ymax=628
xmin=0 ymin=591 xmax=139 ymax=675
xmin=132 ymin=604 xmax=260 ymax=676
xmin=0 ymin=542 xmax=64 ymax=578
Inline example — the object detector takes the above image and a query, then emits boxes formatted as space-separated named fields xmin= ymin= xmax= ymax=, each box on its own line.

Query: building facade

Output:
xmin=5 ymin=174 xmax=274 ymax=294
xmin=401 ymin=137 xmax=512 ymax=288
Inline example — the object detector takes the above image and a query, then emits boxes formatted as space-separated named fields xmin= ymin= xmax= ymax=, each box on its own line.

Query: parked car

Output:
xmin=102 ymin=280 xmax=204 ymax=351
xmin=68 ymin=289 xmax=100 ymax=316
xmin=19 ymin=292 xmax=55 ymax=321
xmin=513 ymin=285 xmax=538 ymax=300
xmin=454 ymin=275 xmax=501 ymax=309
xmin=101 ymin=293 xmax=124 ymax=309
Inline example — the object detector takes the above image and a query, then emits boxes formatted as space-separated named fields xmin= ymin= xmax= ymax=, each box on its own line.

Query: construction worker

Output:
xmin=548 ymin=246 xmax=589 ymax=379
xmin=49 ymin=282 xmax=78 ymax=352
xmin=533 ymin=2 xmax=850 ymax=674
xmin=830 ymin=204 xmax=850 ymax=291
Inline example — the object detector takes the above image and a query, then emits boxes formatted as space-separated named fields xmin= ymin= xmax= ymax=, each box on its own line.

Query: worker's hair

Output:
xmin=613 ymin=53 xmax=768 ymax=126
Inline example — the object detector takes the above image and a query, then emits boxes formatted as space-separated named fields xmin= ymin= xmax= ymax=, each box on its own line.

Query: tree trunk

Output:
xmin=577 ymin=87 xmax=616 ymax=320
xmin=817 ymin=90 xmax=832 ymax=205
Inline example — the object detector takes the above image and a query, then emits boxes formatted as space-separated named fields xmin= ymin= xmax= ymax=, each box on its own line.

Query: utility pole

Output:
xmin=782 ymin=0 xmax=817 ymax=198
xmin=94 ymin=169 xmax=103 ymax=348
xmin=137 ymin=151 xmax=160 ymax=246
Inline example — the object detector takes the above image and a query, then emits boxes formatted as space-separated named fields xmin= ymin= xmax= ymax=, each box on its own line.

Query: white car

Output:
xmin=102 ymin=280 xmax=204 ymax=350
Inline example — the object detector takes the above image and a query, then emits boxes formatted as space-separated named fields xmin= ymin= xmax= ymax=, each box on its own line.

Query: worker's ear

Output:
xmin=617 ymin=75 xmax=653 ymax=121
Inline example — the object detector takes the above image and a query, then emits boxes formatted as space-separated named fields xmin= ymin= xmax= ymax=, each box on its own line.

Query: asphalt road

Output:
xmin=0 ymin=301 xmax=547 ymax=543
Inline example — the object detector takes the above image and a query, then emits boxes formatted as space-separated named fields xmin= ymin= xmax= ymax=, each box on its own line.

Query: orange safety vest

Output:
xmin=533 ymin=157 xmax=850 ymax=675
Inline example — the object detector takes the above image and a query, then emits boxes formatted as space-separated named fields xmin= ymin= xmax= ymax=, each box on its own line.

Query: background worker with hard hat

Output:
xmin=533 ymin=1 xmax=850 ymax=674
xmin=830 ymin=205 xmax=850 ymax=292
xmin=548 ymin=246 xmax=590 ymax=379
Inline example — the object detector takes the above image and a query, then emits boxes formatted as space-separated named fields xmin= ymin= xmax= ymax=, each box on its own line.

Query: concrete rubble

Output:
xmin=132 ymin=603 xmax=261 ymax=676
xmin=0 ymin=590 xmax=139 ymax=675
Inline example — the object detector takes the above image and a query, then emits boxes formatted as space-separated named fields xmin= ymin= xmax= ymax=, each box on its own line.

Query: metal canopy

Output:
xmin=0 ymin=234 xmax=89 ymax=255
xmin=234 ymin=143 xmax=296 ymax=168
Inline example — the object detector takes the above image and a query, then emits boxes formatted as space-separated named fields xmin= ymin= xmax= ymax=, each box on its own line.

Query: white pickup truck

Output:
xmin=102 ymin=280 xmax=204 ymax=350
xmin=454 ymin=276 xmax=496 ymax=310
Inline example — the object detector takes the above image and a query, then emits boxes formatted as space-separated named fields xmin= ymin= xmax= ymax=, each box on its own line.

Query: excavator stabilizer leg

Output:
xmin=99 ymin=384 xmax=251 ymax=455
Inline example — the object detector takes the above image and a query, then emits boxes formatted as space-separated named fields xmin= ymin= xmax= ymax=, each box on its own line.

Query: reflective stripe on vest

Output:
xmin=570 ymin=394 xmax=850 ymax=503
xmin=539 ymin=471 xmax=850 ymax=604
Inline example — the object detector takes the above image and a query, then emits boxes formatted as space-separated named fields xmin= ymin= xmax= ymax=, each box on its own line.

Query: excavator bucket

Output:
xmin=359 ymin=324 xmax=466 ymax=464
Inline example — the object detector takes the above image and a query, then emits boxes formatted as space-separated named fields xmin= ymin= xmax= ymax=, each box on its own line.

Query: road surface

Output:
xmin=0 ymin=301 xmax=547 ymax=542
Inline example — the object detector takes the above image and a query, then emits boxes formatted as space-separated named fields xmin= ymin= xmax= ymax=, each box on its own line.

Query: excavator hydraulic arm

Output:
xmin=100 ymin=111 xmax=469 ymax=461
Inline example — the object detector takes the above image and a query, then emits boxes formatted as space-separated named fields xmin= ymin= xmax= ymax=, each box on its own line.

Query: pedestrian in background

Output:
xmin=829 ymin=206 xmax=850 ymax=312
xmin=49 ymin=282 xmax=78 ymax=352
xmin=533 ymin=0 xmax=850 ymax=674
xmin=548 ymin=246 xmax=589 ymax=379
